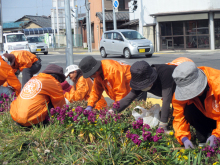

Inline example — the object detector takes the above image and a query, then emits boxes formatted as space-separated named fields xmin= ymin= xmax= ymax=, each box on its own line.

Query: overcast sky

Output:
xmin=2 ymin=0 xmax=85 ymax=22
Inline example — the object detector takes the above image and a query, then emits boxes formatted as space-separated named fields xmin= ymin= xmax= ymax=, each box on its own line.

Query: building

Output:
xmin=3 ymin=15 xmax=51 ymax=33
xmin=130 ymin=0 xmax=220 ymax=51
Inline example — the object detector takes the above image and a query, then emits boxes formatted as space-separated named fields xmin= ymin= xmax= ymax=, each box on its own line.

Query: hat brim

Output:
xmin=130 ymin=68 xmax=158 ymax=90
xmin=175 ymin=69 xmax=207 ymax=101
xmin=82 ymin=60 xmax=101 ymax=78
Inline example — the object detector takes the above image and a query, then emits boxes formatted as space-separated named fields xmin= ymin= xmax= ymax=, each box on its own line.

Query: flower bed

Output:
xmin=0 ymin=94 xmax=220 ymax=164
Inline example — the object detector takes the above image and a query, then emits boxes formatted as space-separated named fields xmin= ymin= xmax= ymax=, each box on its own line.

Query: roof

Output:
xmin=104 ymin=29 xmax=136 ymax=32
xmin=3 ymin=21 xmax=30 ymax=29
xmin=150 ymin=9 xmax=220 ymax=17
xmin=15 ymin=15 xmax=51 ymax=28
xmin=96 ymin=12 xmax=129 ymax=21
xmin=119 ymin=19 xmax=139 ymax=27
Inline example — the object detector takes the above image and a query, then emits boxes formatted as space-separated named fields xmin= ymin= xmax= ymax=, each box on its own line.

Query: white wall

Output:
xmin=130 ymin=0 xmax=220 ymax=24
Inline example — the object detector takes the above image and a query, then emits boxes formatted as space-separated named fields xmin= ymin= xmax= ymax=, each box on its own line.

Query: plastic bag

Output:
xmin=132 ymin=104 xmax=161 ymax=128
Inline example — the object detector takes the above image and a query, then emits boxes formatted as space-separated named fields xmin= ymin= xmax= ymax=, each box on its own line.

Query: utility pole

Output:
xmin=65 ymin=0 xmax=74 ymax=67
xmin=102 ymin=0 xmax=106 ymax=32
xmin=86 ymin=0 xmax=92 ymax=52
xmin=0 ymin=0 xmax=3 ymax=53
xmin=75 ymin=6 xmax=79 ymax=47
xmin=56 ymin=0 xmax=60 ymax=47
xmin=139 ymin=0 xmax=143 ymax=35
xmin=112 ymin=0 xmax=119 ymax=30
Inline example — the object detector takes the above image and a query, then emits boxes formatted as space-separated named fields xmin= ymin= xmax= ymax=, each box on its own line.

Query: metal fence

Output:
xmin=48 ymin=34 xmax=83 ymax=48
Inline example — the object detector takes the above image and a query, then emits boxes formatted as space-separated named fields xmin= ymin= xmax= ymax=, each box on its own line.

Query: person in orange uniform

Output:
xmin=79 ymin=56 xmax=131 ymax=111
xmin=3 ymin=50 xmax=41 ymax=87
xmin=0 ymin=55 xmax=21 ymax=97
xmin=10 ymin=64 xmax=66 ymax=127
xmin=166 ymin=57 xmax=193 ymax=66
xmin=172 ymin=62 xmax=220 ymax=149
xmin=61 ymin=65 xmax=107 ymax=110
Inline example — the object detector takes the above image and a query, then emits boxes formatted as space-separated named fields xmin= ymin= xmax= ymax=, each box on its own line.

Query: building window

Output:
xmin=118 ymin=0 xmax=125 ymax=10
xmin=160 ymin=20 xmax=209 ymax=50
xmin=91 ymin=24 xmax=94 ymax=43
xmin=215 ymin=19 xmax=220 ymax=49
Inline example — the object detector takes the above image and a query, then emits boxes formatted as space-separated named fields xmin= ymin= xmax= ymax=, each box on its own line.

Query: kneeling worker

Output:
xmin=172 ymin=62 xmax=220 ymax=149
xmin=10 ymin=64 xmax=66 ymax=127
xmin=62 ymin=65 xmax=107 ymax=110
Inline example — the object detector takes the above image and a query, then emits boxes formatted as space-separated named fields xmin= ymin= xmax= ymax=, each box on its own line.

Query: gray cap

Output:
xmin=172 ymin=62 xmax=207 ymax=101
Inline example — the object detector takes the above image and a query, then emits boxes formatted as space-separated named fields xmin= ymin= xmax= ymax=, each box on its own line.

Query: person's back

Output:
xmin=0 ymin=56 xmax=21 ymax=96
xmin=10 ymin=71 xmax=65 ymax=126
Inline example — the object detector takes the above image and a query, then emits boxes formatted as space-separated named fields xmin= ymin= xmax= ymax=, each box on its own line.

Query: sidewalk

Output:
xmin=49 ymin=47 xmax=220 ymax=55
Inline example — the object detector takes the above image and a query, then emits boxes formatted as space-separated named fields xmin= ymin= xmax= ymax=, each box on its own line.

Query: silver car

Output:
xmin=99 ymin=29 xmax=154 ymax=59
xmin=27 ymin=36 xmax=48 ymax=55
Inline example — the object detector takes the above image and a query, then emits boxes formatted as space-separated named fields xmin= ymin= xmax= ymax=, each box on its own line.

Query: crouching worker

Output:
xmin=110 ymin=61 xmax=176 ymax=133
xmin=79 ymin=56 xmax=131 ymax=111
xmin=3 ymin=50 xmax=41 ymax=87
xmin=0 ymin=55 xmax=21 ymax=98
xmin=61 ymin=65 xmax=107 ymax=110
xmin=10 ymin=64 xmax=66 ymax=127
xmin=172 ymin=62 xmax=220 ymax=149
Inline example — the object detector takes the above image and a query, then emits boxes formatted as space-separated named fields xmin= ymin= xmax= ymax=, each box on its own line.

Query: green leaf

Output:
xmin=188 ymin=152 xmax=191 ymax=165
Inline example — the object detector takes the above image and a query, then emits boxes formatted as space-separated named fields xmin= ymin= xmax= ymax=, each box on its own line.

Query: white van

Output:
xmin=3 ymin=33 xmax=30 ymax=53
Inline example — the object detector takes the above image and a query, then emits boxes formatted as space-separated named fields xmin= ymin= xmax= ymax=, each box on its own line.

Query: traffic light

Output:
xmin=132 ymin=0 xmax=138 ymax=12
xmin=71 ymin=8 xmax=77 ymax=17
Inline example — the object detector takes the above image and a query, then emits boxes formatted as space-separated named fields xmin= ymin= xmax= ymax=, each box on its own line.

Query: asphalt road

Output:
xmin=19 ymin=50 xmax=220 ymax=105
xmin=37 ymin=50 xmax=220 ymax=73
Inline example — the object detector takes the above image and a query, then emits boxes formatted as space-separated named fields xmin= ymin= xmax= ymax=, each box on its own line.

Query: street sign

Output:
xmin=113 ymin=0 xmax=119 ymax=12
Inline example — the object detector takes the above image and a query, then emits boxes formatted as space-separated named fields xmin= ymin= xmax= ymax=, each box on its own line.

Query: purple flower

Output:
xmin=153 ymin=135 xmax=160 ymax=142
xmin=142 ymin=124 xmax=150 ymax=131
xmin=132 ymin=119 xmax=143 ymax=129
xmin=156 ymin=127 xmax=164 ymax=134
xmin=0 ymin=101 xmax=3 ymax=104
xmin=75 ymin=106 xmax=83 ymax=114
xmin=50 ymin=108 xmax=56 ymax=116
xmin=55 ymin=107 xmax=61 ymax=113
xmin=67 ymin=111 xmax=73 ymax=117
xmin=73 ymin=114 xmax=79 ymax=121
xmin=126 ymin=130 xmax=131 ymax=139
xmin=131 ymin=134 xmax=142 ymax=146
xmin=153 ymin=148 xmax=157 ymax=154
xmin=113 ymin=101 xmax=120 ymax=110
xmin=207 ymin=152 xmax=211 ymax=157
xmin=142 ymin=131 xmax=152 ymax=141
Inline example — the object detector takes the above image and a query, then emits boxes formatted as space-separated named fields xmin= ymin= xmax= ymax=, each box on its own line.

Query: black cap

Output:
xmin=130 ymin=61 xmax=157 ymax=90
xmin=79 ymin=56 xmax=101 ymax=78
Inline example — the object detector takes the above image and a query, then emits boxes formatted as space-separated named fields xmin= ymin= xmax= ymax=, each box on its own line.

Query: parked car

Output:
xmin=99 ymin=29 xmax=154 ymax=59
xmin=3 ymin=32 xmax=29 ymax=53
xmin=27 ymin=36 xmax=48 ymax=55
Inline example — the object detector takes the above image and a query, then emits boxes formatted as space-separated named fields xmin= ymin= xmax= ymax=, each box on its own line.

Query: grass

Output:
xmin=0 ymin=99 xmax=220 ymax=164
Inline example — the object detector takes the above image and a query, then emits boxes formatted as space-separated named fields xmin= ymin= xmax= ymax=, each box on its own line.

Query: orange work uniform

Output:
xmin=88 ymin=60 xmax=131 ymax=108
xmin=166 ymin=57 xmax=193 ymax=66
xmin=64 ymin=76 xmax=107 ymax=110
xmin=10 ymin=73 xmax=65 ymax=126
xmin=0 ymin=56 xmax=21 ymax=96
xmin=172 ymin=66 xmax=220 ymax=145
xmin=10 ymin=50 xmax=39 ymax=72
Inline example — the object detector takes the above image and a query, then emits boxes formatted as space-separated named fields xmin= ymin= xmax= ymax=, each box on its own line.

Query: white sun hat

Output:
xmin=65 ymin=65 xmax=80 ymax=77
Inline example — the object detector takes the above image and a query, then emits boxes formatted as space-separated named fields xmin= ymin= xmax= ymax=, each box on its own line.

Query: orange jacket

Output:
xmin=64 ymin=76 xmax=107 ymax=110
xmin=0 ymin=56 xmax=21 ymax=96
xmin=10 ymin=73 xmax=65 ymax=126
xmin=88 ymin=60 xmax=131 ymax=107
xmin=10 ymin=50 xmax=38 ymax=72
xmin=173 ymin=66 xmax=220 ymax=145
xmin=166 ymin=57 xmax=193 ymax=66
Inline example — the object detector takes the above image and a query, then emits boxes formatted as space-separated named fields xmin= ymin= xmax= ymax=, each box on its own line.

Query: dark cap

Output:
xmin=79 ymin=56 xmax=101 ymax=78
xmin=3 ymin=53 xmax=15 ymax=66
xmin=130 ymin=61 xmax=157 ymax=90
xmin=42 ymin=64 xmax=65 ymax=82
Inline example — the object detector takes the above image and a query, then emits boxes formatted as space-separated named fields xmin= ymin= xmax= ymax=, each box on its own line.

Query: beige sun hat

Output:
xmin=65 ymin=65 xmax=80 ymax=77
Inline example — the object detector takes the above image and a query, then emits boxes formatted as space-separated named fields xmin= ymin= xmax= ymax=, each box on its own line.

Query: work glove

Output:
xmin=85 ymin=106 xmax=93 ymax=111
xmin=182 ymin=137 xmax=194 ymax=149
xmin=206 ymin=135 xmax=217 ymax=147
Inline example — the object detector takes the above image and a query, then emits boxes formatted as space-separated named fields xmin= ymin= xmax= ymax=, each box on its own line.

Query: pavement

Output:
xmin=19 ymin=47 xmax=220 ymax=107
